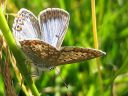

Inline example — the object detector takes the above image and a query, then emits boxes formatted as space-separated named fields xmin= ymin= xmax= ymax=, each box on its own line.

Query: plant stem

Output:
xmin=91 ymin=0 xmax=104 ymax=95
xmin=0 ymin=7 xmax=40 ymax=96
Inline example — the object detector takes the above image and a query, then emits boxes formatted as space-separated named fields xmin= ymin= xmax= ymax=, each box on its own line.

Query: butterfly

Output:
xmin=12 ymin=8 xmax=106 ymax=71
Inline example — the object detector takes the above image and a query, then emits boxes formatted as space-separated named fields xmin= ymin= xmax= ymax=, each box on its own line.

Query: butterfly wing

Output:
xmin=12 ymin=8 xmax=41 ymax=41
xmin=56 ymin=47 xmax=106 ymax=66
xmin=38 ymin=8 xmax=70 ymax=49
xmin=19 ymin=40 xmax=60 ymax=70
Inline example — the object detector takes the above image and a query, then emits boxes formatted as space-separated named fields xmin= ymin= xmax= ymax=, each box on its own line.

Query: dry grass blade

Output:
xmin=0 ymin=31 xmax=3 ymax=77
xmin=91 ymin=0 xmax=103 ymax=94
xmin=0 ymin=31 xmax=16 ymax=96
xmin=0 ymin=31 xmax=29 ymax=96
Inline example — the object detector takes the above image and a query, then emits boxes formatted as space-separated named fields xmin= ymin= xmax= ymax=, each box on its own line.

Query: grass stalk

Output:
xmin=91 ymin=0 xmax=104 ymax=94
xmin=0 ymin=7 xmax=40 ymax=96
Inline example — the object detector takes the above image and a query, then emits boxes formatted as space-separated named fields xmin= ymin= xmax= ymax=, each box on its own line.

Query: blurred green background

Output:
xmin=0 ymin=0 xmax=128 ymax=96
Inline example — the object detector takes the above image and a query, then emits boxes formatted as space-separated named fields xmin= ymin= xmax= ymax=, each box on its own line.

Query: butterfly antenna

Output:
xmin=55 ymin=68 xmax=68 ymax=89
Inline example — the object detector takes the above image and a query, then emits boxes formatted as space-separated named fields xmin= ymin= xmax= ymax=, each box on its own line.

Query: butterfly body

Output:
xmin=13 ymin=8 xmax=105 ymax=71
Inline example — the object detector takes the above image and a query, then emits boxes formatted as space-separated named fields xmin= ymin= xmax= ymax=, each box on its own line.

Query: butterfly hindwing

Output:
xmin=19 ymin=40 xmax=60 ymax=70
xmin=56 ymin=47 xmax=105 ymax=66
xmin=13 ymin=8 xmax=41 ymax=41
xmin=39 ymin=8 xmax=70 ymax=49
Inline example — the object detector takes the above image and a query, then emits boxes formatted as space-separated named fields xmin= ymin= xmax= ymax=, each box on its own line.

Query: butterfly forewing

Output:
xmin=39 ymin=8 xmax=70 ymax=49
xmin=13 ymin=8 xmax=41 ymax=41
xmin=55 ymin=47 xmax=105 ymax=66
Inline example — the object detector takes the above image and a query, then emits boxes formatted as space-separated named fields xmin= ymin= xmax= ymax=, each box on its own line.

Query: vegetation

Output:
xmin=0 ymin=0 xmax=128 ymax=96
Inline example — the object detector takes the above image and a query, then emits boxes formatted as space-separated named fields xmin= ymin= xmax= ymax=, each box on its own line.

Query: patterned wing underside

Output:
xmin=13 ymin=8 xmax=41 ymax=41
xmin=19 ymin=40 xmax=105 ymax=70
xmin=56 ymin=47 xmax=106 ymax=66
xmin=19 ymin=40 xmax=59 ymax=69
xmin=39 ymin=8 xmax=70 ymax=49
